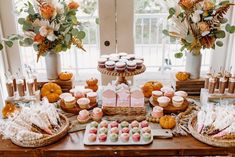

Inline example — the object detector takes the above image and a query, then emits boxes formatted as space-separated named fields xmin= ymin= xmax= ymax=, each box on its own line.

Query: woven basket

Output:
xmin=11 ymin=113 xmax=70 ymax=148
xmin=102 ymin=106 xmax=146 ymax=116
xmin=188 ymin=114 xmax=235 ymax=147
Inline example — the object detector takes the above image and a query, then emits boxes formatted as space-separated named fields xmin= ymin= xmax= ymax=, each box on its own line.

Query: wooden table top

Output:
xmin=0 ymin=131 xmax=234 ymax=157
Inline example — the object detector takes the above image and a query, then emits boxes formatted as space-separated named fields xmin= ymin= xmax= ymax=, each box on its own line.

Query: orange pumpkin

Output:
xmin=147 ymin=81 xmax=163 ymax=91
xmin=41 ymin=83 xmax=62 ymax=103
xmin=142 ymin=81 xmax=163 ymax=98
xmin=86 ymin=78 xmax=98 ymax=86
xmin=175 ymin=72 xmax=190 ymax=81
xmin=59 ymin=71 xmax=73 ymax=81
xmin=85 ymin=85 xmax=98 ymax=92
xmin=159 ymin=116 xmax=176 ymax=129
xmin=2 ymin=102 xmax=16 ymax=119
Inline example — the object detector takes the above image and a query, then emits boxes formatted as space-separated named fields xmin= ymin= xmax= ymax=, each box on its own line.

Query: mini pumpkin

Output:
xmin=175 ymin=72 xmax=190 ymax=81
xmin=85 ymin=85 xmax=98 ymax=92
xmin=2 ymin=102 xmax=16 ymax=119
xmin=86 ymin=78 xmax=98 ymax=86
xmin=59 ymin=71 xmax=73 ymax=81
xmin=142 ymin=82 xmax=154 ymax=98
xmin=159 ymin=115 xmax=176 ymax=129
xmin=147 ymin=81 xmax=163 ymax=91
xmin=41 ymin=83 xmax=62 ymax=103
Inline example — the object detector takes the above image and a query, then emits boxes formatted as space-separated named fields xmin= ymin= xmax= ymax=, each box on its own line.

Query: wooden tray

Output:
xmin=60 ymin=100 xmax=97 ymax=114
xmin=149 ymin=97 xmax=189 ymax=114
xmin=188 ymin=115 xmax=235 ymax=147
xmin=11 ymin=114 xmax=69 ymax=148
xmin=102 ymin=106 xmax=146 ymax=116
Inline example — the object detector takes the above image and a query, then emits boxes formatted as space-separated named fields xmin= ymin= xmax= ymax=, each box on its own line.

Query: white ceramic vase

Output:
xmin=185 ymin=51 xmax=202 ymax=79
xmin=45 ymin=51 xmax=61 ymax=80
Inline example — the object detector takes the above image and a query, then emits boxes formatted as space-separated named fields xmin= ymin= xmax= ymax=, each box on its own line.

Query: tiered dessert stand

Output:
xmin=97 ymin=65 xmax=146 ymax=85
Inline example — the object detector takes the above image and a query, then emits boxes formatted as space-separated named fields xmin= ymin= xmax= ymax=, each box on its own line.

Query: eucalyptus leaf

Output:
xmin=169 ymin=8 xmax=176 ymax=15
xmin=175 ymin=52 xmax=183 ymax=58
xmin=162 ymin=29 xmax=169 ymax=36
xmin=28 ymin=2 xmax=35 ymax=15
xmin=71 ymin=28 xmax=79 ymax=36
xmin=231 ymin=26 xmax=235 ymax=33
xmin=185 ymin=34 xmax=194 ymax=43
xmin=77 ymin=31 xmax=86 ymax=40
xmin=18 ymin=18 xmax=25 ymax=25
xmin=95 ymin=18 xmax=99 ymax=25
xmin=220 ymin=18 xmax=228 ymax=24
xmin=167 ymin=14 xmax=173 ymax=19
xmin=216 ymin=40 xmax=223 ymax=47
xmin=71 ymin=15 xmax=78 ymax=24
xmin=4 ymin=41 xmax=13 ymax=47
xmin=219 ymin=1 xmax=230 ymax=5
xmin=0 ymin=43 xmax=3 ymax=50
xmin=215 ymin=30 xmax=225 ymax=38
xmin=54 ymin=44 xmax=62 ymax=52
xmin=225 ymin=24 xmax=231 ymax=32
xmin=65 ymin=34 xmax=71 ymax=44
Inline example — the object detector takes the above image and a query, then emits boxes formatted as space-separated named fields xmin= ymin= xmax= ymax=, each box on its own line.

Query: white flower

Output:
xmin=38 ymin=21 xmax=60 ymax=41
xmin=191 ymin=11 xmax=201 ymax=23
xmin=201 ymin=31 xmax=210 ymax=36
xmin=204 ymin=16 xmax=213 ymax=21
xmin=39 ymin=26 xmax=48 ymax=37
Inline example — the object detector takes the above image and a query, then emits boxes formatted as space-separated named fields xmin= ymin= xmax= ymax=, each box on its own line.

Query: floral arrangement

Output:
xmin=0 ymin=0 xmax=86 ymax=61
xmin=163 ymin=0 xmax=235 ymax=58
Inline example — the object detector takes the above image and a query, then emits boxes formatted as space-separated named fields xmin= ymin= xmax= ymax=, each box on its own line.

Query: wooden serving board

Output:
xmin=149 ymin=97 xmax=189 ymax=114
xmin=60 ymin=100 xmax=97 ymax=114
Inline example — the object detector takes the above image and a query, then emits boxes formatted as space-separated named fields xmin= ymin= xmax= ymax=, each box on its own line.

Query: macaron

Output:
xmin=142 ymin=132 xmax=151 ymax=142
xmin=121 ymin=127 xmax=130 ymax=134
xmin=99 ymin=127 xmax=108 ymax=134
xmin=120 ymin=133 xmax=129 ymax=142
xmin=110 ymin=121 xmax=119 ymax=128
xmin=140 ymin=120 xmax=149 ymax=128
xmin=90 ymin=121 xmax=99 ymax=128
xmin=142 ymin=127 xmax=151 ymax=134
xmin=88 ymin=133 xmax=97 ymax=142
xmin=120 ymin=121 xmax=129 ymax=128
xmin=131 ymin=127 xmax=140 ymax=134
xmin=98 ymin=133 xmax=107 ymax=142
xmin=89 ymin=127 xmax=98 ymax=134
xmin=131 ymin=120 xmax=139 ymax=128
xmin=109 ymin=133 xmax=118 ymax=142
xmin=132 ymin=133 xmax=141 ymax=142
xmin=100 ymin=120 xmax=108 ymax=128
xmin=110 ymin=127 xmax=119 ymax=134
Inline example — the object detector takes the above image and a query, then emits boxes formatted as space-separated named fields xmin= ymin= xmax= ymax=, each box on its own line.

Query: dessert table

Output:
xmin=0 ymin=131 xmax=234 ymax=157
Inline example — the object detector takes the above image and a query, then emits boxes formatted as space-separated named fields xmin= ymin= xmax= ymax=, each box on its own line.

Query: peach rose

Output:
xmin=34 ymin=33 xmax=45 ymax=44
xmin=203 ymin=0 xmax=215 ymax=11
xmin=198 ymin=22 xmax=210 ymax=32
xmin=40 ymin=4 xmax=55 ymax=20
xmin=68 ymin=1 xmax=79 ymax=10
xmin=179 ymin=0 xmax=194 ymax=9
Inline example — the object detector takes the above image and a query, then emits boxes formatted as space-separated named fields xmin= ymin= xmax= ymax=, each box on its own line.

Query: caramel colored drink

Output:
xmin=6 ymin=79 xmax=14 ymax=97
xmin=27 ymin=79 xmax=34 ymax=96
xmin=228 ymin=78 xmax=235 ymax=94
xmin=204 ymin=75 xmax=210 ymax=89
xmin=219 ymin=77 xmax=227 ymax=94
xmin=17 ymin=79 xmax=25 ymax=97
xmin=208 ymin=78 xmax=216 ymax=94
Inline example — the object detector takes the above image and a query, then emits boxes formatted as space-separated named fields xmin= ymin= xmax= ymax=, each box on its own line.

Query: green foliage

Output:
xmin=215 ymin=30 xmax=226 ymax=38
xmin=175 ymin=52 xmax=183 ymax=58
xmin=162 ymin=29 xmax=169 ymax=36
xmin=226 ymin=24 xmax=235 ymax=33
xmin=216 ymin=40 xmax=223 ymax=47
xmin=77 ymin=31 xmax=86 ymax=40
xmin=0 ymin=43 xmax=3 ymax=50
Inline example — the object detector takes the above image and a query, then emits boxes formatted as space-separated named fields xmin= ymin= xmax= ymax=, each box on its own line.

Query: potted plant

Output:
xmin=163 ymin=0 xmax=235 ymax=79
xmin=0 ymin=0 xmax=86 ymax=80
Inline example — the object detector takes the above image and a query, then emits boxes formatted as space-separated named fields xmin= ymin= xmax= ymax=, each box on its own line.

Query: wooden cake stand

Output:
xmin=97 ymin=65 xmax=146 ymax=85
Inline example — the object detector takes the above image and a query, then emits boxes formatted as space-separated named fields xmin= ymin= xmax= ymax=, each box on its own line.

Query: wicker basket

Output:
xmin=102 ymin=106 xmax=146 ymax=116
xmin=188 ymin=114 xmax=235 ymax=147
xmin=11 ymin=113 xmax=70 ymax=148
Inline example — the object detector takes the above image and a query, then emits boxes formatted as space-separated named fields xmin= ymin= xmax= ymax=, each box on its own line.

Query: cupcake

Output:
xmin=109 ymin=57 xmax=119 ymax=62
xmin=127 ymin=54 xmax=135 ymax=60
xmin=110 ymin=127 xmax=119 ymax=134
xmin=98 ymin=58 xmax=107 ymax=68
xmin=120 ymin=133 xmax=129 ymax=142
xmin=105 ymin=61 xmax=115 ymax=71
xmin=152 ymin=91 xmax=163 ymax=102
xmin=100 ymin=120 xmax=108 ymax=128
xmin=120 ymin=121 xmax=129 ymax=128
xmin=59 ymin=93 xmax=73 ymax=101
xmin=121 ymin=56 xmax=131 ymax=60
xmin=131 ymin=127 xmax=140 ymax=134
xmin=121 ymin=127 xmax=130 ymax=134
xmin=77 ymin=98 xmax=90 ymax=109
xmin=109 ymin=133 xmax=118 ymax=142
xmin=142 ymin=127 xmax=151 ymax=133
xmin=174 ymin=91 xmax=188 ymax=99
xmin=135 ymin=59 xmax=144 ymax=69
xmin=164 ymin=91 xmax=175 ymax=98
xmin=77 ymin=110 xmax=90 ymax=123
xmin=172 ymin=96 xmax=184 ymax=108
xmin=126 ymin=61 xmax=137 ymax=72
xmin=99 ymin=127 xmax=108 ymax=134
xmin=99 ymin=133 xmax=107 ymax=142
xmin=131 ymin=120 xmax=139 ymax=128
xmin=119 ymin=58 xmax=129 ymax=63
xmin=157 ymin=96 xmax=170 ymax=107
xmin=87 ymin=92 xmax=97 ymax=104
xmin=92 ymin=107 xmax=103 ymax=121
xmin=110 ymin=121 xmax=119 ymax=128
xmin=88 ymin=133 xmax=97 ymax=142
xmin=140 ymin=120 xmax=149 ymax=128
xmin=160 ymin=87 xmax=174 ymax=93
xmin=135 ymin=56 xmax=144 ymax=61
xmin=64 ymin=96 xmax=76 ymax=109
xmin=100 ymin=55 xmax=109 ymax=60
xmin=90 ymin=121 xmax=99 ymax=128
xmin=151 ymin=106 xmax=163 ymax=118
xmin=115 ymin=62 xmax=126 ymax=73
xmin=73 ymin=90 xmax=85 ymax=99
xmin=132 ymin=133 xmax=141 ymax=142
xmin=119 ymin=52 xmax=127 ymax=57
xmin=82 ymin=89 xmax=93 ymax=97
xmin=110 ymin=53 xmax=119 ymax=58
xmin=142 ymin=132 xmax=151 ymax=142
xmin=89 ymin=127 xmax=98 ymax=134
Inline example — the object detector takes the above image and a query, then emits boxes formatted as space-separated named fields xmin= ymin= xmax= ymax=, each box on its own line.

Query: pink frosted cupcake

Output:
xmin=105 ymin=61 xmax=115 ymax=71
xmin=89 ymin=127 xmax=98 ymax=134
xmin=174 ymin=91 xmax=188 ymax=99
xmin=126 ymin=61 xmax=137 ymax=72
xmin=157 ymin=96 xmax=170 ymax=107
xmin=151 ymin=106 xmax=163 ymax=118
xmin=164 ymin=91 xmax=175 ymax=98
xmin=77 ymin=110 xmax=90 ymax=123
xmin=92 ymin=107 xmax=103 ymax=121
xmin=121 ymin=127 xmax=130 ymax=134
xmin=131 ymin=120 xmax=139 ymax=128
xmin=99 ymin=133 xmax=107 ymax=142
xmin=140 ymin=120 xmax=149 ymax=128
xmin=132 ymin=133 xmax=141 ymax=142
xmin=110 ymin=127 xmax=119 ymax=134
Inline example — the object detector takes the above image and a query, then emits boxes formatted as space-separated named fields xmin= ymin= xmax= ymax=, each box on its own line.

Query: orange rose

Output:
xmin=198 ymin=22 xmax=210 ymax=32
xmin=203 ymin=0 xmax=215 ymax=11
xmin=40 ymin=4 xmax=55 ymax=20
xmin=68 ymin=1 xmax=79 ymax=10
xmin=179 ymin=0 xmax=194 ymax=9
xmin=34 ymin=33 xmax=45 ymax=44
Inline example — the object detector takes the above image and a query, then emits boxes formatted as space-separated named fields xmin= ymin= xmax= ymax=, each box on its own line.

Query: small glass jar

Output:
xmin=215 ymin=73 xmax=222 ymax=89
xmin=219 ymin=77 xmax=227 ymax=94
xmin=208 ymin=77 xmax=216 ymax=94
xmin=204 ymin=75 xmax=211 ymax=89
xmin=228 ymin=77 xmax=235 ymax=94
